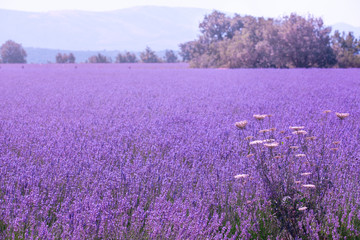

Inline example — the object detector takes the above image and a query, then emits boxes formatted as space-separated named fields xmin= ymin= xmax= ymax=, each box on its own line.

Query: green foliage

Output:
xmin=88 ymin=53 xmax=111 ymax=63
xmin=164 ymin=50 xmax=178 ymax=63
xmin=221 ymin=17 xmax=286 ymax=68
xmin=280 ymin=14 xmax=336 ymax=68
xmin=0 ymin=40 xmax=27 ymax=63
xmin=199 ymin=11 xmax=243 ymax=43
xmin=179 ymin=37 xmax=208 ymax=62
xmin=332 ymin=31 xmax=360 ymax=68
xmin=116 ymin=52 xmax=138 ymax=63
xmin=180 ymin=11 xmax=359 ymax=68
xmin=68 ymin=53 xmax=75 ymax=63
xmin=0 ymin=220 xmax=7 ymax=236
xmin=140 ymin=47 xmax=161 ymax=63
xmin=56 ymin=53 xmax=75 ymax=63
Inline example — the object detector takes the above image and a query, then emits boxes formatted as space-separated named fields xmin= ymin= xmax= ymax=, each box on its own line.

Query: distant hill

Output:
xmin=1 ymin=6 xmax=359 ymax=63
xmin=0 ymin=6 xmax=212 ymax=52
xmin=331 ymin=23 xmax=360 ymax=37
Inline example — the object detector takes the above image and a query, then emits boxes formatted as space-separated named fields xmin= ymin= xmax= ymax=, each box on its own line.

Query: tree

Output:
xmin=116 ymin=51 xmax=138 ymax=63
xmin=68 ymin=53 xmax=75 ymax=63
xmin=140 ymin=47 xmax=161 ymax=63
xmin=279 ymin=13 xmax=336 ymax=68
xmin=88 ymin=53 xmax=111 ymax=63
xmin=0 ymin=40 xmax=27 ymax=63
xmin=227 ymin=14 xmax=245 ymax=39
xmin=221 ymin=16 xmax=284 ymax=68
xmin=56 ymin=53 xmax=68 ymax=63
xmin=125 ymin=52 xmax=137 ymax=63
xmin=116 ymin=54 xmax=126 ymax=63
xmin=179 ymin=37 xmax=209 ymax=62
xmin=56 ymin=53 xmax=76 ymax=63
xmin=180 ymin=11 xmax=341 ymax=68
xmin=199 ymin=11 xmax=243 ymax=43
xmin=164 ymin=50 xmax=178 ymax=63
xmin=331 ymin=31 xmax=360 ymax=68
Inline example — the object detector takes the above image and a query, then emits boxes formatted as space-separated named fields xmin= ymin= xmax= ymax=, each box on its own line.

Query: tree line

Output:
xmin=1 ymin=12 xmax=359 ymax=68
xmin=0 ymin=41 xmax=178 ymax=64
xmin=85 ymin=47 xmax=178 ymax=63
xmin=179 ymin=11 xmax=360 ymax=68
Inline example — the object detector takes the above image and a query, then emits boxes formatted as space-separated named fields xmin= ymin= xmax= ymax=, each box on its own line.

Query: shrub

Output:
xmin=0 ymin=40 xmax=27 ymax=63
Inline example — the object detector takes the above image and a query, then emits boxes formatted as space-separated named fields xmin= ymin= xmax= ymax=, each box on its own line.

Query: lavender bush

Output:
xmin=0 ymin=64 xmax=359 ymax=239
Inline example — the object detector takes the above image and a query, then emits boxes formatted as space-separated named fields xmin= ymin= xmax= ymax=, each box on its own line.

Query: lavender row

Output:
xmin=0 ymin=65 xmax=359 ymax=239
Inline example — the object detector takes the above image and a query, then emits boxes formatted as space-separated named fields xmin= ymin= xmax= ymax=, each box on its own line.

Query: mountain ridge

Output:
xmin=0 ymin=6 xmax=212 ymax=51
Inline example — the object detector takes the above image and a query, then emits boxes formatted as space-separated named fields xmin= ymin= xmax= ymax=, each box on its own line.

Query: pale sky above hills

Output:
xmin=1 ymin=0 xmax=359 ymax=26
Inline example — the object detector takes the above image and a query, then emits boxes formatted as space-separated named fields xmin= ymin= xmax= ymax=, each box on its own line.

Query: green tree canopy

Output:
xmin=116 ymin=52 xmax=138 ymax=63
xmin=140 ymin=47 xmax=161 ymax=63
xmin=164 ymin=50 xmax=178 ymax=63
xmin=332 ymin=31 xmax=360 ymax=68
xmin=279 ymin=14 xmax=336 ymax=68
xmin=199 ymin=11 xmax=243 ymax=43
xmin=179 ymin=12 xmax=355 ymax=68
xmin=68 ymin=53 xmax=75 ymax=63
xmin=88 ymin=53 xmax=111 ymax=63
xmin=0 ymin=40 xmax=27 ymax=63
xmin=56 ymin=53 xmax=76 ymax=63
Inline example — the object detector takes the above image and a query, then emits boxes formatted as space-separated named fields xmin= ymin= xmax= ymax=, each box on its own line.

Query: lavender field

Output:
xmin=0 ymin=64 xmax=360 ymax=239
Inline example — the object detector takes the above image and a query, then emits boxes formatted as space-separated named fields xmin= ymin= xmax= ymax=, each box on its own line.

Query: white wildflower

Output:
xmin=335 ymin=112 xmax=349 ymax=120
xmin=249 ymin=140 xmax=263 ymax=145
xmin=235 ymin=120 xmax=248 ymax=129
xmin=289 ymin=126 xmax=305 ymax=131
xmin=292 ymin=130 xmax=307 ymax=135
xmin=253 ymin=114 xmax=267 ymax=120
xmin=298 ymin=207 xmax=308 ymax=211
xmin=300 ymin=172 xmax=312 ymax=176
xmin=234 ymin=174 xmax=249 ymax=179
xmin=264 ymin=142 xmax=279 ymax=149
xmin=302 ymin=184 xmax=316 ymax=189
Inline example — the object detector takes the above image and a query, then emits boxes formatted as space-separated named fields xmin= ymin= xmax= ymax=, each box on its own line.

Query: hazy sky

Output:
xmin=1 ymin=0 xmax=359 ymax=26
